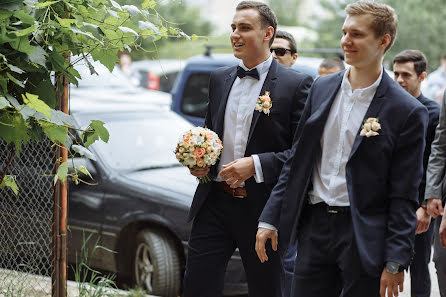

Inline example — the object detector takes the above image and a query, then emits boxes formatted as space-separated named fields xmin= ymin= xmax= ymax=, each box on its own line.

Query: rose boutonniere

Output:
xmin=360 ymin=117 xmax=381 ymax=137
xmin=255 ymin=91 xmax=272 ymax=115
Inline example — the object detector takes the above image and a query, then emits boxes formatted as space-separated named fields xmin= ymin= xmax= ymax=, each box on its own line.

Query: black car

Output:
xmin=67 ymin=104 xmax=247 ymax=297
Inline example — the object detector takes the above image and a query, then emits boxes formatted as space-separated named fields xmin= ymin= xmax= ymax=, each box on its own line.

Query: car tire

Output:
xmin=134 ymin=228 xmax=181 ymax=297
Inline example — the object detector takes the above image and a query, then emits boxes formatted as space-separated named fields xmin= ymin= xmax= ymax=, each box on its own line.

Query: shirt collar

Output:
xmin=341 ymin=67 xmax=383 ymax=99
xmin=239 ymin=54 xmax=273 ymax=77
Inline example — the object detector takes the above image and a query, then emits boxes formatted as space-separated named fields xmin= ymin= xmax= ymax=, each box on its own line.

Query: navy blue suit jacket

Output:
xmin=259 ymin=70 xmax=429 ymax=276
xmin=188 ymin=59 xmax=313 ymax=221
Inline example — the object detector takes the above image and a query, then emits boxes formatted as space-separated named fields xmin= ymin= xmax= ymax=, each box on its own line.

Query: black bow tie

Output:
xmin=237 ymin=66 xmax=259 ymax=80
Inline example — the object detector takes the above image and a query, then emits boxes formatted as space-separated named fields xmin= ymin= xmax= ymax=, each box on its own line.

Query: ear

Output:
xmin=380 ymin=33 xmax=391 ymax=51
xmin=419 ymin=71 xmax=427 ymax=82
xmin=264 ymin=26 xmax=274 ymax=43
xmin=292 ymin=53 xmax=298 ymax=63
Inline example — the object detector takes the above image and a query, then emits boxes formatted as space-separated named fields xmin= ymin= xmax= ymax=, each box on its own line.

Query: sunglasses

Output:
xmin=270 ymin=48 xmax=293 ymax=56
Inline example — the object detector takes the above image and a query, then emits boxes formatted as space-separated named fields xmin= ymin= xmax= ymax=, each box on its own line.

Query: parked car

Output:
xmin=71 ymin=58 xmax=172 ymax=107
xmin=170 ymin=51 xmax=332 ymax=126
xmin=130 ymin=59 xmax=185 ymax=92
xmin=67 ymin=103 xmax=248 ymax=297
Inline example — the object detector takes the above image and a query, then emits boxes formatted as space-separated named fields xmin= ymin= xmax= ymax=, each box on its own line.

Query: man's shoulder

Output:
xmin=385 ymin=77 xmax=426 ymax=111
xmin=419 ymin=94 xmax=440 ymax=112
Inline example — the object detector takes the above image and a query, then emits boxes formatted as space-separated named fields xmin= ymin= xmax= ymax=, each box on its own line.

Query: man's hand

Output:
xmin=189 ymin=166 xmax=210 ymax=178
xmin=416 ymin=206 xmax=431 ymax=234
xmin=380 ymin=269 xmax=404 ymax=297
xmin=426 ymin=198 xmax=444 ymax=218
xmin=255 ymin=227 xmax=278 ymax=263
xmin=440 ymin=208 xmax=446 ymax=248
xmin=219 ymin=157 xmax=255 ymax=188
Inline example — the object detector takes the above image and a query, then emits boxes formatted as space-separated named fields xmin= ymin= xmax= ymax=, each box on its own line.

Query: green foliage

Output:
xmin=0 ymin=0 xmax=187 ymax=193
xmin=117 ymin=0 xmax=213 ymax=60
xmin=0 ymin=175 xmax=18 ymax=195
xmin=314 ymin=0 xmax=446 ymax=72
xmin=267 ymin=0 xmax=302 ymax=26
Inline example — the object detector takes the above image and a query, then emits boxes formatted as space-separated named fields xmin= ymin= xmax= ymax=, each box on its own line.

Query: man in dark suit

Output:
xmin=182 ymin=1 xmax=313 ymax=297
xmin=255 ymin=1 xmax=428 ymax=297
xmin=393 ymin=49 xmax=440 ymax=297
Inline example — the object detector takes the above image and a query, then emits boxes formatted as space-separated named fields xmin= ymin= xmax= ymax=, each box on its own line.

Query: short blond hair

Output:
xmin=345 ymin=1 xmax=397 ymax=53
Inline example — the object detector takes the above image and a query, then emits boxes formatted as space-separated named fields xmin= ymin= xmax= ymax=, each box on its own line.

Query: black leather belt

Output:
xmin=310 ymin=202 xmax=350 ymax=214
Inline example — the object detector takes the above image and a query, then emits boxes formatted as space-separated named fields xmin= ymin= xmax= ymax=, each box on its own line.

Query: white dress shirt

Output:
xmin=259 ymin=67 xmax=383 ymax=230
xmin=309 ymin=67 xmax=382 ymax=206
xmin=215 ymin=55 xmax=273 ymax=184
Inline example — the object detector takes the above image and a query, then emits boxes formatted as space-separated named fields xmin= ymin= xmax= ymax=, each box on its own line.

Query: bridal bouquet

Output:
xmin=174 ymin=127 xmax=223 ymax=183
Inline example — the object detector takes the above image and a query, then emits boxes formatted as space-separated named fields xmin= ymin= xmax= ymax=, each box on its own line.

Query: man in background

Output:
xmin=318 ymin=57 xmax=345 ymax=76
xmin=393 ymin=49 xmax=440 ymax=297
xmin=270 ymin=30 xmax=298 ymax=68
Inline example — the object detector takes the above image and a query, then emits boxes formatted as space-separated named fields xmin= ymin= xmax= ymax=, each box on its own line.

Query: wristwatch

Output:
xmin=385 ymin=262 xmax=403 ymax=274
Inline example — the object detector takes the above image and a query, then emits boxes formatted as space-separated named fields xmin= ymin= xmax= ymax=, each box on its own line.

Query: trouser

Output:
xmin=410 ymin=218 xmax=434 ymax=297
xmin=434 ymin=217 xmax=446 ymax=297
xmin=291 ymin=202 xmax=380 ymax=297
xmin=283 ymin=242 xmax=297 ymax=297
xmin=182 ymin=187 xmax=283 ymax=297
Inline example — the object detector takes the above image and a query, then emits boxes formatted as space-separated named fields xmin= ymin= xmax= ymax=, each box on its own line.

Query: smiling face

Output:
xmin=230 ymin=8 xmax=273 ymax=69
xmin=341 ymin=14 xmax=390 ymax=70
xmin=393 ymin=61 xmax=426 ymax=98
xmin=271 ymin=38 xmax=297 ymax=67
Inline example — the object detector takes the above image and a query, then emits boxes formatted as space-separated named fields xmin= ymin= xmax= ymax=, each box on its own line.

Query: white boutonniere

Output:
xmin=360 ymin=117 xmax=381 ymax=137
xmin=255 ymin=91 xmax=272 ymax=115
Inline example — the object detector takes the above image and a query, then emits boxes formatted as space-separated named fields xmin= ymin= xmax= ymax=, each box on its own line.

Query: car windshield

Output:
xmin=91 ymin=114 xmax=192 ymax=172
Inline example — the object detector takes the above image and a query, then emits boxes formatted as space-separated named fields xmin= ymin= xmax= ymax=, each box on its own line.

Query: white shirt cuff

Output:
xmin=258 ymin=222 xmax=278 ymax=231
xmin=252 ymin=154 xmax=264 ymax=183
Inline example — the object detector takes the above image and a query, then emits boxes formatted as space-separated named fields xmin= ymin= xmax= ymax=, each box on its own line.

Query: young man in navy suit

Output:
xmin=255 ymin=1 xmax=428 ymax=297
xmin=393 ymin=49 xmax=440 ymax=297
xmin=182 ymin=1 xmax=313 ymax=297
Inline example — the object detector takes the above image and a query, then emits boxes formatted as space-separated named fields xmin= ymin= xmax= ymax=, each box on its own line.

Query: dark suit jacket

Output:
xmin=259 ymin=70 xmax=429 ymax=277
xmin=188 ymin=59 xmax=313 ymax=221
xmin=417 ymin=93 xmax=440 ymax=204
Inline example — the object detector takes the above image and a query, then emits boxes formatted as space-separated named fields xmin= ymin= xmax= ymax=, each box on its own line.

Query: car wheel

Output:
xmin=134 ymin=228 xmax=181 ymax=297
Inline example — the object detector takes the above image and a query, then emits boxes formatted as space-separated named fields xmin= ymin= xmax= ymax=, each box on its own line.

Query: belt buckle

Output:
xmin=327 ymin=208 xmax=338 ymax=214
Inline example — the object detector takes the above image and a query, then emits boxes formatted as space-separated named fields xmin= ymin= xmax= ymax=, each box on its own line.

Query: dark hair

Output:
xmin=275 ymin=30 xmax=297 ymax=54
xmin=345 ymin=1 xmax=398 ymax=53
xmin=319 ymin=58 xmax=345 ymax=71
xmin=236 ymin=1 xmax=277 ymax=46
xmin=392 ymin=50 xmax=427 ymax=76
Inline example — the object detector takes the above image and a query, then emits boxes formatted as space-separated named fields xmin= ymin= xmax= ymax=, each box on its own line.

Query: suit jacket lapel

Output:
xmin=215 ymin=67 xmax=237 ymax=138
xmin=348 ymin=72 xmax=390 ymax=160
xmin=247 ymin=59 xmax=278 ymax=144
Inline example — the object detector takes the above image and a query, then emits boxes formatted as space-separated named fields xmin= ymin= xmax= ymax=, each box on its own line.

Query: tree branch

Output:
xmin=0 ymin=145 xmax=15 ymax=185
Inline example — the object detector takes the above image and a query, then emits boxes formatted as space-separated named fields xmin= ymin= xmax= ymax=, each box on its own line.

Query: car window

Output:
xmin=91 ymin=114 xmax=192 ymax=172
xmin=180 ymin=73 xmax=210 ymax=118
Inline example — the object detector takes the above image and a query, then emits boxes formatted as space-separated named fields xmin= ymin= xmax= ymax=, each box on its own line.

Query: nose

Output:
xmin=396 ymin=75 xmax=404 ymax=84
xmin=231 ymin=28 xmax=240 ymax=39
xmin=341 ymin=33 xmax=351 ymax=47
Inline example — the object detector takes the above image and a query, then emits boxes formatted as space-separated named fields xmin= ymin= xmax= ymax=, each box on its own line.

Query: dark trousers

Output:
xmin=410 ymin=218 xmax=434 ymax=297
xmin=182 ymin=187 xmax=282 ymax=297
xmin=291 ymin=203 xmax=380 ymax=297
xmin=283 ymin=242 xmax=297 ymax=297
xmin=433 ymin=217 xmax=446 ymax=297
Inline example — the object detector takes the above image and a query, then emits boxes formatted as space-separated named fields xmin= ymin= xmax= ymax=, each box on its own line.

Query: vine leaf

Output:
xmin=72 ymin=144 xmax=96 ymax=161
xmin=22 ymin=92 xmax=51 ymax=119
xmin=54 ymin=161 xmax=69 ymax=185
xmin=0 ymin=96 xmax=11 ymax=110
xmin=0 ymin=175 xmax=18 ymax=196
xmin=82 ymin=120 xmax=109 ymax=148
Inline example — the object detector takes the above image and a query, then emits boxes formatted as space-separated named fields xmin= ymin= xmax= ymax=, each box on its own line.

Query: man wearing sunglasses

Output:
xmin=270 ymin=30 xmax=298 ymax=68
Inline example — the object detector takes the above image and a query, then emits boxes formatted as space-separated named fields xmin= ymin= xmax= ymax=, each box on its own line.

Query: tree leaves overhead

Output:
xmin=1 ymin=0 xmax=190 ymax=186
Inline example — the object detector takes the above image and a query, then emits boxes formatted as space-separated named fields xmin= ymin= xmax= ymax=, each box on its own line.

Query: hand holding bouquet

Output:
xmin=174 ymin=127 xmax=223 ymax=183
